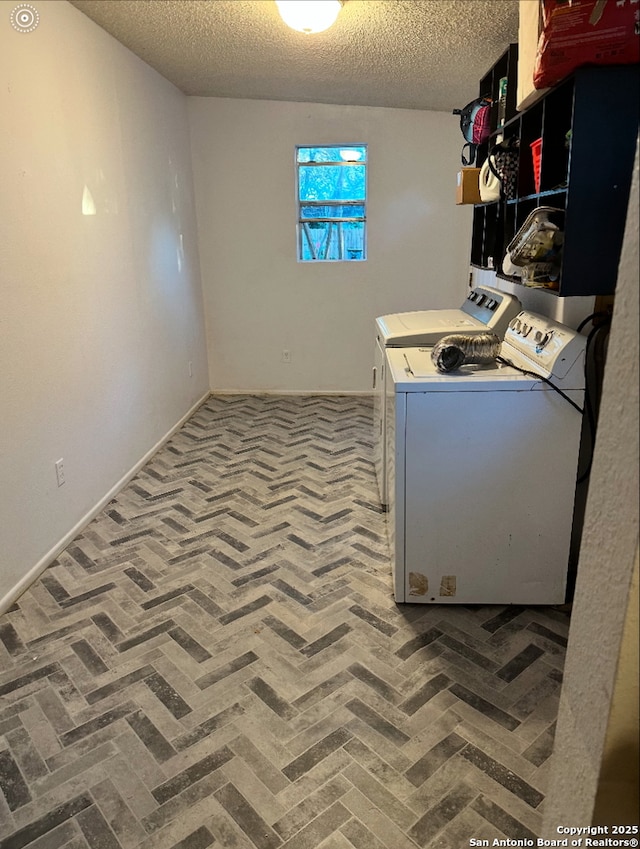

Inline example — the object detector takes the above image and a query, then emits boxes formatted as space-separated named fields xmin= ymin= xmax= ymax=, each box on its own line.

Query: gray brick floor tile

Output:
xmin=0 ymin=396 xmax=570 ymax=848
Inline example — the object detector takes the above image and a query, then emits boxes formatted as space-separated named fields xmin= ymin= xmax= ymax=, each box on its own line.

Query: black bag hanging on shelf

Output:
xmin=453 ymin=96 xmax=492 ymax=165
xmin=486 ymin=137 xmax=519 ymax=200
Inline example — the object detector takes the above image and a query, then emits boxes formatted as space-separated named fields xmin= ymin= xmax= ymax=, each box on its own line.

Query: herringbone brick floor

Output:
xmin=0 ymin=395 xmax=570 ymax=849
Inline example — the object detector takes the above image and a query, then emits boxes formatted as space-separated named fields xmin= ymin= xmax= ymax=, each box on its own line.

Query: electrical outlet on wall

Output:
xmin=281 ymin=349 xmax=291 ymax=363
xmin=55 ymin=459 xmax=65 ymax=487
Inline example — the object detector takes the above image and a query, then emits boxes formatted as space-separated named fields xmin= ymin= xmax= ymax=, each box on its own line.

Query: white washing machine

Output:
xmin=374 ymin=286 xmax=522 ymax=508
xmin=386 ymin=310 xmax=586 ymax=605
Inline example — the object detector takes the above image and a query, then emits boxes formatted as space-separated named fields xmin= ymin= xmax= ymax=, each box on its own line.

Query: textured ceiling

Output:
xmin=68 ymin=0 xmax=519 ymax=112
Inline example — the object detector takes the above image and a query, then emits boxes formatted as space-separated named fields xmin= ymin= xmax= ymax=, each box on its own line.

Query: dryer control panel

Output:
xmin=460 ymin=285 xmax=521 ymax=335
xmin=376 ymin=286 xmax=521 ymax=347
xmin=502 ymin=311 xmax=586 ymax=383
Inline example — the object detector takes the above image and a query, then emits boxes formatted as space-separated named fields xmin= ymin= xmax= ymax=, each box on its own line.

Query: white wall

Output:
xmin=592 ymin=552 xmax=639 ymax=823
xmin=542 ymin=141 xmax=639 ymax=829
xmin=0 ymin=1 xmax=209 ymax=607
xmin=188 ymin=97 xmax=472 ymax=392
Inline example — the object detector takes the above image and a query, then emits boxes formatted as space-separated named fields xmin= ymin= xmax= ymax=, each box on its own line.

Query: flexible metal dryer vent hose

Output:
xmin=431 ymin=332 xmax=502 ymax=373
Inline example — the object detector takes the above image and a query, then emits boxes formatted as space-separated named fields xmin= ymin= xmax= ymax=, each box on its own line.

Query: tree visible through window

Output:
xmin=297 ymin=145 xmax=367 ymax=262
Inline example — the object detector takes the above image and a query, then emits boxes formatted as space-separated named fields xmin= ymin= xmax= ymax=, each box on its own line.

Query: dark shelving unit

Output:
xmin=470 ymin=57 xmax=639 ymax=297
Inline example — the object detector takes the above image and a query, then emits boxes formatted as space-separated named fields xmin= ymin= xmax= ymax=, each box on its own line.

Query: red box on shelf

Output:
xmin=530 ymin=138 xmax=542 ymax=194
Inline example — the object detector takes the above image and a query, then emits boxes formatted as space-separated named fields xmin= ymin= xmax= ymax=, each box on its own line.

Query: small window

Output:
xmin=296 ymin=145 xmax=367 ymax=262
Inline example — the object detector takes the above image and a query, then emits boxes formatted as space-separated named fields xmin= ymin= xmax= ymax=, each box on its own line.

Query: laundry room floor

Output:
xmin=0 ymin=395 xmax=570 ymax=849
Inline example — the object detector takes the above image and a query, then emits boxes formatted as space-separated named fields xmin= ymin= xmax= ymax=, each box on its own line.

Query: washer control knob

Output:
xmin=475 ymin=295 xmax=485 ymax=306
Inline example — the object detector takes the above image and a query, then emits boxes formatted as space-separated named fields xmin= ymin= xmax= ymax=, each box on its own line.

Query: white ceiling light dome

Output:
xmin=275 ymin=0 xmax=344 ymax=34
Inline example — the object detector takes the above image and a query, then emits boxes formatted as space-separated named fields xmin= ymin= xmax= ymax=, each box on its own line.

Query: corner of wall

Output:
xmin=541 ymin=139 xmax=639 ymax=833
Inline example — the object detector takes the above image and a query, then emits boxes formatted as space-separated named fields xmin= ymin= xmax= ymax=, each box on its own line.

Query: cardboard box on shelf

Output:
xmin=456 ymin=168 xmax=482 ymax=205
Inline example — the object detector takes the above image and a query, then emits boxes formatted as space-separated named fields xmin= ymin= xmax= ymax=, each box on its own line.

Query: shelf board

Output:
xmin=474 ymin=189 xmax=568 ymax=208
xmin=471 ymin=262 xmax=497 ymax=271
xmin=496 ymin=271 xmax=560 ymax=295
xmin=507 ymin=188 xmax=568 ymax=205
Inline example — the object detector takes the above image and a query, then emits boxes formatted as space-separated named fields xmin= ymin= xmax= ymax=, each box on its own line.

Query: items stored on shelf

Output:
xmin=534 ymin=0 xmax=640 ymax=90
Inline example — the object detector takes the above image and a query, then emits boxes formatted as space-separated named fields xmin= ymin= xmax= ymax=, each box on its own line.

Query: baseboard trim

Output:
xmin=0 ymin=392 xmax=211 ymax=616
xmin=211 ymin=390 xmax=374 ymax=397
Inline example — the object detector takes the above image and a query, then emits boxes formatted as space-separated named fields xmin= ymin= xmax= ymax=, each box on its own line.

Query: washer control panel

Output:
xmin=503 ymin=311 xmax=586 ymax=381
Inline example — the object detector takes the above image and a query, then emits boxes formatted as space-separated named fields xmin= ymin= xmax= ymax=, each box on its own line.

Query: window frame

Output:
xmin=295 ymin=144 xmax=368 ymax=263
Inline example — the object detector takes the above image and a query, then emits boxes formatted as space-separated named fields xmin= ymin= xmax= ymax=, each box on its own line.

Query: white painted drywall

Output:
xmin=0 ymin=0 xmax=209 ymax=606
xmin=592 ymin=551 xmax=639 ymax=823
xmin=188 ymin=97 xmax=472 ymax=392
xmin=542 ymin=139 xmax=639 ymax=829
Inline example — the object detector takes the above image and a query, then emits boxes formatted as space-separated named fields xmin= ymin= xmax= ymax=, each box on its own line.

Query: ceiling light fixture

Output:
xmin=275 ymin=0 xmax=344 ymax=34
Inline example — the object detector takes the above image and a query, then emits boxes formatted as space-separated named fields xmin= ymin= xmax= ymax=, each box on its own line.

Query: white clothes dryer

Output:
xmin=374 ymin=286 xmax=522 ymax=507
xmin=385 ymin=311 xmax=586 ymax=605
